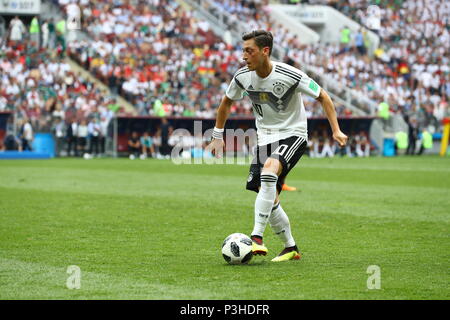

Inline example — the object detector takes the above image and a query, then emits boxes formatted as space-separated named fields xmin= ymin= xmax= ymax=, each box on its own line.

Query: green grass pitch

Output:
xmin=0 ymin=156 xmax=449 ymax=299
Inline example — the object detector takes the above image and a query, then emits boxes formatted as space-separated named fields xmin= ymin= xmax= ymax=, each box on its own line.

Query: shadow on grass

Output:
xmin=222 ymin=260 xmax=269 ymax=267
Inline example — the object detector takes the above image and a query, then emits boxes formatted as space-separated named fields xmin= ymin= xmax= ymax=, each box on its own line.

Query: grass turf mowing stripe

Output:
xmin=0 ymin=157 xmax=448 ymax=299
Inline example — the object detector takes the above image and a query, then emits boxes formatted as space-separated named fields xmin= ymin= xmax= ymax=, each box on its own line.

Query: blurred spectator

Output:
xmin=418 ymin=128 xmax=433 ymax=155
xmin=395 ymin=130 xmax=408 ymax=155
xmin=140 ymin=131 xmax=155 ymax=158
xmin=48 ymin=18 xmax=57 ymax=50
xmin=406 ymin=116 xmax=419 ymax=155
xmin=308 ymin=131 xmax=320 ymax=157
xmin=29 ymin=16 xmax=40 ymax=48
xmin=0 ymin=96 xmax=7 ymax=112
xmin=160 ymin=117 xmax=172 ymax=157
xmin=9 ymin=16 xmax=26 ymax=42
xmin=340 ymin=26 xmax=351 ymax=52
xmin=354 ymin=28 xmax=365 ymax=56
xmin=153 ymin=129 xmax=162 ymax=157
xmin=3 ymin=134 xmax=21 ymax=151
xmin=355 ymin=131 xmax=370 ymax=157
xmin=55 ymin=18 xmax=66 ymax=52
xmin=19 ymin=117 xmax=34 ymax=151
xmin=345 ymin=133 xmax=356 ymax=157
xmin=88 ymin=117 xmax=101 ymax=156
xmin=41 ymin=20 xmax=49 ymax=49
xmin=320 ymin=133 xmax=335 ymax=157
xmin=66 ymin=120 xmax=78 ymax=156
xmin=128 ymin=131 xmax=141 ymax=159
xmin=99 ymin=116 xmax=109 ymax=156
xmin=77 ymin=119 xmax=88 ymax=155
xmin=52 ymin=117 xmax=65 ymax=156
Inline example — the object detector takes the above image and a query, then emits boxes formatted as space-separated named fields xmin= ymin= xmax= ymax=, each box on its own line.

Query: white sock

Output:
xmin=252 ymin=172 xmax=278 ymax=238
xmin=269 ymin=202 xmax=296 ymax=248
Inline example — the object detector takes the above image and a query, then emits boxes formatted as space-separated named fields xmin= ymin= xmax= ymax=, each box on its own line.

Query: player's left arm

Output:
xmin=316 ymin=88 xmax=348 ymax=147
xmin=295 ymin=71 xmax=348 ymax=147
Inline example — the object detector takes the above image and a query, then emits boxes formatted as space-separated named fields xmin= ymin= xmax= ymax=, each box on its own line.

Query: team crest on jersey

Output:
xmin=259 ymin=92 xmax=269 ymax=102
xmin=273 ymin=82 xmax=285 ymax=96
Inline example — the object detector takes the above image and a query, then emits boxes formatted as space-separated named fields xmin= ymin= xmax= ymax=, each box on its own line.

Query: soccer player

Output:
xmin=206 ymin=30 xmax=348 ymax=262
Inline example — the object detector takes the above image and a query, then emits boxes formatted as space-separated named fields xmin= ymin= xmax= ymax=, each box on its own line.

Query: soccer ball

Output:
xmin=221 ymin=233 xmax=253 ymax=264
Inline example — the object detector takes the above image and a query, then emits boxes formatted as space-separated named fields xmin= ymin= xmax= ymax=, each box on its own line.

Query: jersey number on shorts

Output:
xmin=272 ymin=144 xmax=289 ymax=157
xmin=252 ymin=103 xmax=263 ymax=117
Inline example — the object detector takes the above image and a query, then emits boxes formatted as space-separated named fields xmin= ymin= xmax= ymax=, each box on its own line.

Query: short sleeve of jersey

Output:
xmin=225 ymin=76 xmax=245 ymax=101
xmin=296 ymin=73 xmax=321 ymax=99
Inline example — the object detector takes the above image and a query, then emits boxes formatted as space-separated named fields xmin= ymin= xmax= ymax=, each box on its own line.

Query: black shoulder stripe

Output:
xmin=235 ymin=69 xmax=250 ymax=78
xmin=234 ymin=77 xmax=245 ymax=89
xmin=275 ymin=68 xmax=302 ymax=81
xmin=275 ymin=69 xmax=302 ymax=82
xmin=276 ymin=65 xmax=303 ymax=79
xmin=275 ymin=68 xmax=301 ymax=79
xmin=235 ymin=67 xmax=249 ymax=74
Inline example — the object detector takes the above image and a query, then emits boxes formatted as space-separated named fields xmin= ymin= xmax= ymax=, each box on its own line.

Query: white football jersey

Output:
xmin=226 ymin=61 xmax=321 ymax=146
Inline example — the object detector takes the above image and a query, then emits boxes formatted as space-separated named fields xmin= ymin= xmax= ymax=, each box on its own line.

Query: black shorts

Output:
xmin=246 ymin=135 xmax=307 ymax=194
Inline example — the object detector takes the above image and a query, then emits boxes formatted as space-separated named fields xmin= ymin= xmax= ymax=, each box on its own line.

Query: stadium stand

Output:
xmin=1 ymin=0 xmax=448 ymax=157
xmin=0 ymin=38 xmax=119 ymax=128
xmin=59 ymin=0 xmax=352 ymax=117
xmin=0 ymin=32 xmax=120 ymax=156
xmin=61 ymin=0 xmax=248 ymax=117
xmin=277 ymin=0 xmax=449 ymax=133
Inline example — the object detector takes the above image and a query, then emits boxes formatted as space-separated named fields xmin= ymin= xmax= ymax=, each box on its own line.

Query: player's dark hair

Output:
xmin=242 ymin=30 xmax=273 ymax=56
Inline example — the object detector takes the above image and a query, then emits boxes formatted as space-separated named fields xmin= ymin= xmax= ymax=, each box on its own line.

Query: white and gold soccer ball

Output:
xmin=221 ymin=233 xmax=253 ymax=264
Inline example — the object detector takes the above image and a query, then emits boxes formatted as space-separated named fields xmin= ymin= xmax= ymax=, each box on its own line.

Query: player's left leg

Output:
xmin=269 ymin=203 xmax=301 ymax=262
xmin=268 ymin=136 xmax=307 ymax=261
xmin=250 ymin=157 xmax=282 ymax=255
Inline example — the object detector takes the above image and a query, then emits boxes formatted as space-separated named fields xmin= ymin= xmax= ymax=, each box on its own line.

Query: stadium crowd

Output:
xmin=0 ymin=35 xmax=119 ymax=155
xmin=2 ymin=0 xmax=449 ymax=156
xmin=280 ymin=0 xmax=449 ymax=132
xmin=63 ymin=0 xmax=251 ymax=118
xmin=60 ymin=0 xmax=354 ymax=118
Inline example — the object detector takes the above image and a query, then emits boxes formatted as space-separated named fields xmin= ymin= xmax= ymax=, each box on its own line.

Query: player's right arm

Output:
xmin=206 ymin=70 xmax=246 ymax=158
xmin=206 ymin=95 xmax=233 ymax=158
xmin=215 ymin=95 xmax=233 ymax=130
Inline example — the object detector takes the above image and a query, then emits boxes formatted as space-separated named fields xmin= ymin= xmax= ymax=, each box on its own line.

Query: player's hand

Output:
xmin=205 ymin=139 xmax=225 ymax=158
xmin=333 ymin=130 xmax=348 ymax=147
